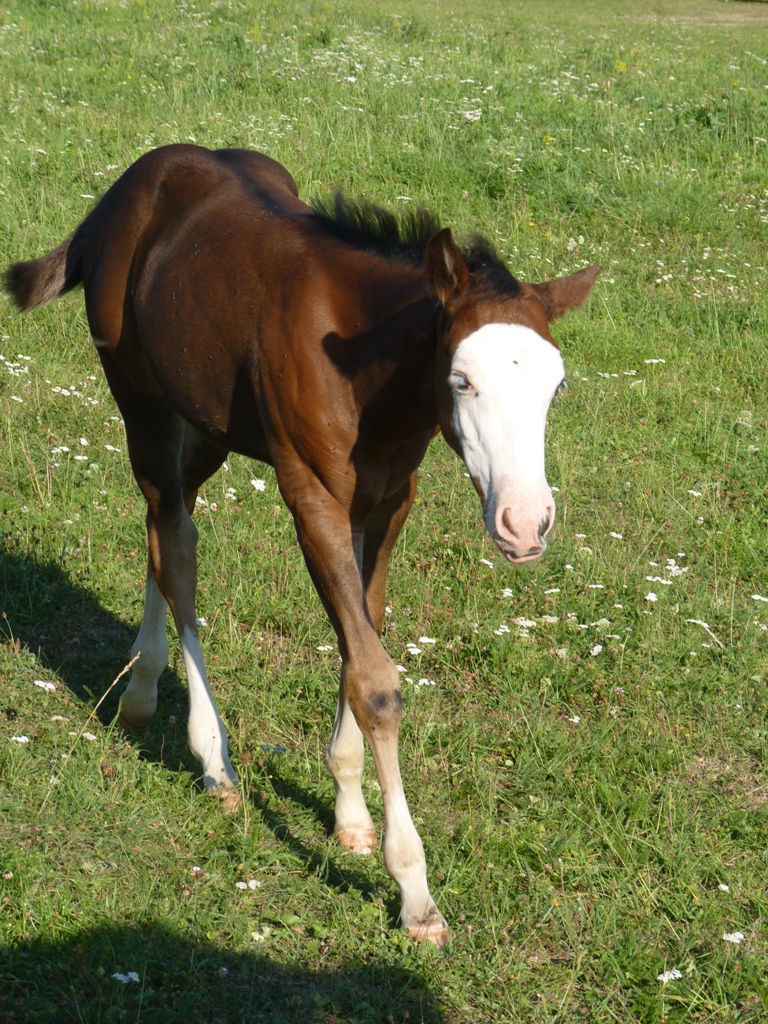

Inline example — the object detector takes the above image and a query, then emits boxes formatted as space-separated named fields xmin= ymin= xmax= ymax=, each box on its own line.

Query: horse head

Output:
xmin=427 ymin=228 xmax=600 ymax=564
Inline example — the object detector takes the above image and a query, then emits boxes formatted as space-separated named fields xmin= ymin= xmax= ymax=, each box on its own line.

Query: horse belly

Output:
xmin=143 ymin=334 xmax=272 ymax=462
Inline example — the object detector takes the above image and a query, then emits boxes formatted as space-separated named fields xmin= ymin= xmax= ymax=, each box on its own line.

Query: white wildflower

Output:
xmin=657 ymin=968 xmax=682 ymax=984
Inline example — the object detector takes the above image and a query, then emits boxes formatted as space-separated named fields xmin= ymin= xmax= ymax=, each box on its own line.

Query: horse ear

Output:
xmin=527 ymin=264 xmax=602 ymax=321
xmin=426 ymin=229 xmax=469 ymax=310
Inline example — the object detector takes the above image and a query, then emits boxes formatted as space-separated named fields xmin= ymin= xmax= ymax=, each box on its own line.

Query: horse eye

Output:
xmin=449 ymin=372 xmax=473 ymax=394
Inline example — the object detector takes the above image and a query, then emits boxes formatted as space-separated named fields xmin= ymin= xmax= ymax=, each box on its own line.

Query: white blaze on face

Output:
xmin=449 ymin=323 xmax=565 ymax=563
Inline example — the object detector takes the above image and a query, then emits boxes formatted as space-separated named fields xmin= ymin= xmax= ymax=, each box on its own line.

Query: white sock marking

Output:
xmin=180 ymin=626 xmax=238 ymax=791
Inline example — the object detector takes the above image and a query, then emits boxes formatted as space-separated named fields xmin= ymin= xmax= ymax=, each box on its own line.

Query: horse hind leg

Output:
xmin=173 ymin=428 xmax=239 ymax=801
xmin=117 ymin=405 xmax=238 ymax=803
xmin=118 ymin=427 xmax=227 ymax=739
xmin=117 ymin=558 xmax=169 ymax=733
xmin=145 ymin=495 xmax=240 ymax=805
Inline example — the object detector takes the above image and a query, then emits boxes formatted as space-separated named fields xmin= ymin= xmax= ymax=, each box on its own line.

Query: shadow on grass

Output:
xmin=249 ymin=761 xmax=394 ymax=915
xmin=0 ymin=920 xmax=446 ymax=1023
xmin=0 ymin=543 xmax=187 ymax=721
xmin=0 ymin=542 xmax=202 ymax=769
xmin=0 ymin=545 xmax=399 ymax=921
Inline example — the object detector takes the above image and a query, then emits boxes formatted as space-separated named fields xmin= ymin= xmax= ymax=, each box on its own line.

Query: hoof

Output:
xmin=116 ymin=710 xmax=154 ymax=736
xmin=210 ymin=786 xmax=242 ymax=814
xmin=406 ymin=910 xmax=449 ymax=950
xmin=335 ymin=828 xmax=379 ymax=855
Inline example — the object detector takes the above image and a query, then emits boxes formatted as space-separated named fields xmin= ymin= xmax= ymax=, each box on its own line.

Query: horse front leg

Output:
xmin=288 ymin=475 xmax=448 ymax=947
xmin=352 ymin=650 xmax=447 ymax=946
xmin=327 ymin=477 xmax=419 ymax=856
xmin=326 ymin=676 xmax=378 ymax=854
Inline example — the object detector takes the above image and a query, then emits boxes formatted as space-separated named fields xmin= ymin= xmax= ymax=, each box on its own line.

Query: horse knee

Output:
xmin=362 ymin=685 xmax=403 ymax=733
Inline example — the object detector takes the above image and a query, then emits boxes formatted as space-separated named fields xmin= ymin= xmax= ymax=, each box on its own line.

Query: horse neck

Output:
xmin=328 ymin=266 xmax=441 ymax=437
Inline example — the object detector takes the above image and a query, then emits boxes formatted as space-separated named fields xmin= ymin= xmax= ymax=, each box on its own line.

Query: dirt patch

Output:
xmin=681 ymin=754 xmax=767 ymax=810
xmin=667 ymin=1 xmax=768 ymax=28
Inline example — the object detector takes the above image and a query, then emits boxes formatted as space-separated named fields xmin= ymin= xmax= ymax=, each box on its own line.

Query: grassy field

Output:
xmin=1 ymin=0 xmax=768 ymax=1020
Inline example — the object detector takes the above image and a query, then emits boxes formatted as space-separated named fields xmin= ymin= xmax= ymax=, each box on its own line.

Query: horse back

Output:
xmin=78 ymin=144 xmax=302 ymax=351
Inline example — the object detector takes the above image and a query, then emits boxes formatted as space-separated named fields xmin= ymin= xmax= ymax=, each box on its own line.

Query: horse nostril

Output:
xmin=501 ymin=508 xmax=516 ymax=539
xmin=538 ymin=515 xmax=550 ymax=539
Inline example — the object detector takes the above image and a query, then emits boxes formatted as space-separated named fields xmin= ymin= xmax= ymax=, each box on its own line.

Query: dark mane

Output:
xmin=311 ymin=194 xmax=521 ymax=298
xmin=311 ymin=193 xmax=442 ymax=265
xmin=462 ymin=236 xmax=522 ymax=299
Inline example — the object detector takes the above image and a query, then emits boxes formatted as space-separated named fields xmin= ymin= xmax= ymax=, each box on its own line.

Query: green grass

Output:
xmin=1 ymin=0 xmax=768 ymax=1020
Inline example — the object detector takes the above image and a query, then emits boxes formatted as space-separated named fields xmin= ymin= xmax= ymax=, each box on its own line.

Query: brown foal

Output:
xmin=6 ymin=145 xmax=599 ymax=947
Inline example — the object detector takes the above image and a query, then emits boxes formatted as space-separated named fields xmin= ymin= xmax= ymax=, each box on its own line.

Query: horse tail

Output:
xmin=4 ymin=217 xmax=89 ymax=312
